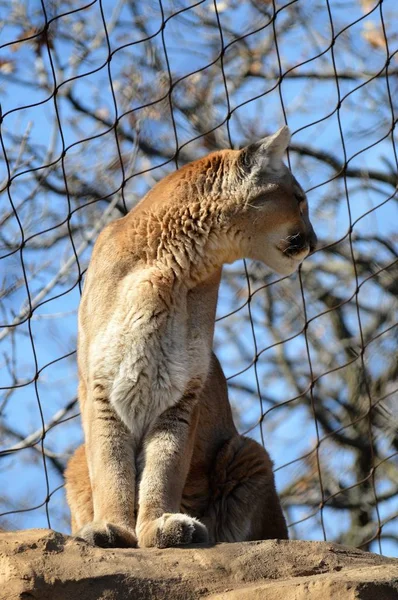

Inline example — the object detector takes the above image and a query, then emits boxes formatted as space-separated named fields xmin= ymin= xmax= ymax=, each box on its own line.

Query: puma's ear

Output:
xmin=240 ymin=126 xmax=291 ymax=173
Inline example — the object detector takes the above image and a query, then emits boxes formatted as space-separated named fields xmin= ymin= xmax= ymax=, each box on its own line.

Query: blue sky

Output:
xmin=1 ymin=0 xmax=397 ymax=554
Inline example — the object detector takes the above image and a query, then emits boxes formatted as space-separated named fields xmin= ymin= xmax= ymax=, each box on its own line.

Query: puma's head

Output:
xmin=230 ymin=126 xmax=317 ymax=275
xmin=132 ymin=126 xmax=316 ymax=279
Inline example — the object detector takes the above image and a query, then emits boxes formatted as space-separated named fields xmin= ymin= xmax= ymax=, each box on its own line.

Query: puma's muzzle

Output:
xmin=278 ymin=228 xmax=318 ymax=259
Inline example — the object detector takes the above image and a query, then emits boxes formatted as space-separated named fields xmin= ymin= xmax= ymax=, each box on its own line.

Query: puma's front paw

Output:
xmin=76 ymin=521 xmax=137 ymax=548
xmin=138 ymin=513 xmax=208 ymax=548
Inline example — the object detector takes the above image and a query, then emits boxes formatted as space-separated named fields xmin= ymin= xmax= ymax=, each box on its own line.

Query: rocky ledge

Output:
xmin=1 ymin=529 xmax=397 ymax=599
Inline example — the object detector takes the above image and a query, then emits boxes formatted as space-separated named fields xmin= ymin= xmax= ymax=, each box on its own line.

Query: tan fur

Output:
xmin=65 ymin=127 xmax=316 ymax=548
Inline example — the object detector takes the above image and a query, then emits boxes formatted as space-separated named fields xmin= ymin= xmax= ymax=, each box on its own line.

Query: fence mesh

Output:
xmin=0 ymin=0 xmax=397 ymax=555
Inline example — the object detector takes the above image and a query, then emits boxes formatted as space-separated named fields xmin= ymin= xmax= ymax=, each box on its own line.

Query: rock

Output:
xmin=0 ymin=529 xmax=397 ymax=599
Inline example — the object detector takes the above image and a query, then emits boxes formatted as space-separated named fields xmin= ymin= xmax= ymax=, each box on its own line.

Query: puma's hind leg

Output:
xmin=204 ymin=435 xmax=288 ymax=543
xmin=65 ymin=444 xmax=93 ymax=534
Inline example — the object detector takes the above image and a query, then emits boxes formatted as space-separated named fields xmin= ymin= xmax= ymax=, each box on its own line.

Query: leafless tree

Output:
xmin=0 ymin=0 xmax=397 ymax=553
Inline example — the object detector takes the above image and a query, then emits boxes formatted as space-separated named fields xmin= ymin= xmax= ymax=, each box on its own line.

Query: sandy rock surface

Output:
xmin=0 ymin=529 xmax=397 ymax=599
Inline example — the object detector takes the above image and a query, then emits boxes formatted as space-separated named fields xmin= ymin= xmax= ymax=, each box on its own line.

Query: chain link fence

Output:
xmin=0 ymin=0 xmax=397 ymax=555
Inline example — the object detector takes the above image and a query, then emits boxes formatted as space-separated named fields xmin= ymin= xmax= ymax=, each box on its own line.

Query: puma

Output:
xmin=65 ymin=126 xmax=317 ymax=548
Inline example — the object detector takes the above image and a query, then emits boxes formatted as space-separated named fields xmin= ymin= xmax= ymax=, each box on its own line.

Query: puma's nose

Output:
xmin=309 ymin=229 xmax=317 ymax=254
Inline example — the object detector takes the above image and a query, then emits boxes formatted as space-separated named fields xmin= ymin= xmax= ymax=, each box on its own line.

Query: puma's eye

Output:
xmin=248 ymin=194 xmax=266 ymax=208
